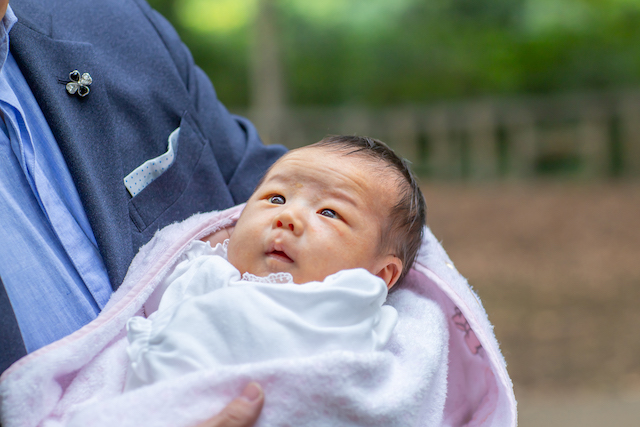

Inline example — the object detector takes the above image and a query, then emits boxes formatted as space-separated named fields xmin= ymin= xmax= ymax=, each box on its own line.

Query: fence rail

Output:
xmin=242 ymin=90 xmax=640 ymax=179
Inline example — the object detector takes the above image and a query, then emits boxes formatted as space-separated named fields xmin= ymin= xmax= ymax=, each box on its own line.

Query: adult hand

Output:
xmin=195 ymin=383 xmax=264 ymax=427
xmin=0 ymin=0 xmax=8 ymax=20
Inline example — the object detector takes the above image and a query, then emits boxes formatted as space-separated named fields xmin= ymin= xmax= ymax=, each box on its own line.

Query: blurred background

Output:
xmin=148 ymin=0 xmax=640 ymax=424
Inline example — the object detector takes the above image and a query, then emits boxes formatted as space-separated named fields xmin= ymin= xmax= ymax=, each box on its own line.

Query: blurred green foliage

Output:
xmin=147 ymin=0 xmax=640 ymax=107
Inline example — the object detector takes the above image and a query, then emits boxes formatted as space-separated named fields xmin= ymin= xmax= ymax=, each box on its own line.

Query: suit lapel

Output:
xmin=9 ymin=7 xmax=133 ymax=289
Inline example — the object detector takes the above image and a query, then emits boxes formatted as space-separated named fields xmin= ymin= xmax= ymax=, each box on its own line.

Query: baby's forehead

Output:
xmin=280 ymin=145 xmax=392 ymax=174
xmin=267 ymin=147 xmax=400 ymax=209
xmin=270 ymin=147 xmax=396 ymax=186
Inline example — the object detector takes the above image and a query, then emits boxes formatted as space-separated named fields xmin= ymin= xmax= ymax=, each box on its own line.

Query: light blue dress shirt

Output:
xmin=0 ymin=7 xmax=112 ymax=352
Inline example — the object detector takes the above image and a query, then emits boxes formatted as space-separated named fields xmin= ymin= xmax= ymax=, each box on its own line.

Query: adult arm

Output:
xmin=135 ymin=0 xmax=285 ymax=204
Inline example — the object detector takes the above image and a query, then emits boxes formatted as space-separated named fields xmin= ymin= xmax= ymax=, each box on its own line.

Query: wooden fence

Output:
xmin=243 ymin=90 xmax=640 ymax=179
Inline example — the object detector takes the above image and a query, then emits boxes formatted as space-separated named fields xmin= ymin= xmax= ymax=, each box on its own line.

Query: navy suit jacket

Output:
xmin=0 ymin=0 xmax=286 ymax=373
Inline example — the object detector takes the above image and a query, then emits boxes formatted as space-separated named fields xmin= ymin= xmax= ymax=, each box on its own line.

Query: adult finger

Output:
xmin=195 ymin=382 xmax=264 ymax=427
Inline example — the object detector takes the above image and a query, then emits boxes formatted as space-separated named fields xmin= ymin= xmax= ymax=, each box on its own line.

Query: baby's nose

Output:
xmin=277 ymin=220 xmax=294 ymax=232
xmin=274 ymin=210 xmax=303 ymax=235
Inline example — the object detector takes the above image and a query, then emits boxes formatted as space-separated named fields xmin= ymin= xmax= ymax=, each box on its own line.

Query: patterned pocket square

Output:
xmin=124 ymin=128 xmax=179 ymax=197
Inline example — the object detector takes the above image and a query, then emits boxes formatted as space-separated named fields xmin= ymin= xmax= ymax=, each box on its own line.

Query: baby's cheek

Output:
xmin=226 ymin=240 xmax=244 ymax=272
xmin=312 ymin=258 xmax=344 ymax=280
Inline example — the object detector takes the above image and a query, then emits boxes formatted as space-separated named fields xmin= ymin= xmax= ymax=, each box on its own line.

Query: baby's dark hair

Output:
xmin=310 ymin=135 xmax=426 ymax=284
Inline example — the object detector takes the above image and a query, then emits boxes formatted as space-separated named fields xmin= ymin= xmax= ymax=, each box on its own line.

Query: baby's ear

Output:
xmin=375 ymin=256 xmax=403 ymax=290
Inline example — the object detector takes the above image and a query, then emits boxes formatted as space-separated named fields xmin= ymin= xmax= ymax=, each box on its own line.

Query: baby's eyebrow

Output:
xmin=321 ymin=187 xmax=360 ymax=209
xmin=261 ymin=172 xmax=291 ymax=187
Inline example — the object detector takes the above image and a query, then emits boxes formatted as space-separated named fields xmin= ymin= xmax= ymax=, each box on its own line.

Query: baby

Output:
xmin=125 ymin=135 xmax=426 ymax=390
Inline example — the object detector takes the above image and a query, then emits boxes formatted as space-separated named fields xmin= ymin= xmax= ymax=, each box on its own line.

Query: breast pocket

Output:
xmin=127 ymin=111 xmax=233 ymax=233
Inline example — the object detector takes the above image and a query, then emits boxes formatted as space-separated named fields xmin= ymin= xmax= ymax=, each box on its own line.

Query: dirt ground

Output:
xmin=421 ymin=181 xmax=640 ymax=424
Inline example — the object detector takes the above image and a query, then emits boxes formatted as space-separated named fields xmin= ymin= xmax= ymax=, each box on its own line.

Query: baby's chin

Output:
xmin=238 ymin=266 xmax=328 ymax=285
xmin=228 ymin=254 xmax=346 ymax=284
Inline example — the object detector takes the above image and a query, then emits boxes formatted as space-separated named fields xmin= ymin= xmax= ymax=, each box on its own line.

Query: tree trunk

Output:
xmin=250 ymin=0 xmax=286 ymax=145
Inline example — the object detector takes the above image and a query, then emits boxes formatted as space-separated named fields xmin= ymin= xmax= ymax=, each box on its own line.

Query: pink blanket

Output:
xmin=0 ymin=206 xmax=516 ymax=426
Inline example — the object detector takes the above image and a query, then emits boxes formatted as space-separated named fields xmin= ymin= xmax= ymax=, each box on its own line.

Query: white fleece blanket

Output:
xmin=0 ymin=205 xmax=517 ymax=426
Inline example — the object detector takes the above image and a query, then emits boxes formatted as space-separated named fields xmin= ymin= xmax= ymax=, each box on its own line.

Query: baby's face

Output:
xmin=227 ymin=146 xmax=400 ymax=286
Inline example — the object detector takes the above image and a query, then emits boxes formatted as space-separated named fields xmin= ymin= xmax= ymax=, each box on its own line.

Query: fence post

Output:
xmin=386 ymin=108 xmax=419 ymax=165
xmin=424 ymin=107 xmax=455 ymax=178
xmin=506 ymin=106 xmax=537 ymax=178
xmin=619 ymin=94 xmax=640 ymax=177
xmin=467 ymin=102 xmax=497 ymax=179
xmin=578 ymin=103 xmax=609 ymax=177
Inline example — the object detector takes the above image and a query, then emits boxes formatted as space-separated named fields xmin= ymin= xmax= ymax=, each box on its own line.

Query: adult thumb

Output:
xmin=196 ymin=382 xmax=265 ymax=427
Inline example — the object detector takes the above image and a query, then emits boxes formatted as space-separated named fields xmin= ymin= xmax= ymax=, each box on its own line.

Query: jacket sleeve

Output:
xmin=132 ymin=0 xmax=287 ymax=204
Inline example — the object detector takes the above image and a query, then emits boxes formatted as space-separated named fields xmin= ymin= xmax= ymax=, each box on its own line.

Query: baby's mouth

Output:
xmin=267 ymin=245 xmax=294 ymax=263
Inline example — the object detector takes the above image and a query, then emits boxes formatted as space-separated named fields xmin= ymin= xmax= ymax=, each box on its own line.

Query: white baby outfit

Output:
xmin=125 ymin=240 xmax=399 ymax=390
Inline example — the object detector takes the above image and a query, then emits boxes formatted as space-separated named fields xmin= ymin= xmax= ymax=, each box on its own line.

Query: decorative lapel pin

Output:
xmin=65 ymin=70 xmax=92 ymax=97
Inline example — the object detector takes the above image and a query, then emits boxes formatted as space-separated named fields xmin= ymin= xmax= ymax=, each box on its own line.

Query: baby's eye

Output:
xmin=268 ymin=195 xmax=286 ymax=205
xmin=319 ymin=209 xmax=340 ymax=219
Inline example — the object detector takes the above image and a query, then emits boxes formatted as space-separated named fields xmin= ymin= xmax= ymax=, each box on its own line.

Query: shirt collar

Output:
xmin=0 ymin=5 xmax=18 ymax=70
